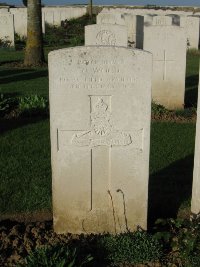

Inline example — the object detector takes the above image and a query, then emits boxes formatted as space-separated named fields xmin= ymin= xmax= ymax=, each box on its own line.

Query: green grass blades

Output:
xmin=185 ymin=52 xmax=200 ymax=108
xmin=0 ymin=66 xmax=49 ymax=97
xmin=18 ymin=95 xmax=49 ymax=117
xmin=18 ymin=244 xmax=93 ymax=267
xmin=149 ymin=122 xmax=196 ymax=226
xmin=0 ymin=119 xmax=51 ymax=214
xmin=98 ymin=231 xmax=162 ymax=265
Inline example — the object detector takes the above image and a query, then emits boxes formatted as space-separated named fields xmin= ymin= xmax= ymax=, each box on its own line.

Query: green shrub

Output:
xmin=18 ymin=244 xmax=93 ymax=267
xmin=152 ymin=102 xmax=170 ymax=116
xmin=68 ymin=35 xmax=84 ymax=47
xmin=15 ymin=33 xmax=26 ymax=50
xmin=154 ymin=215 xmax=200 ymax=266
xmin=43 ymin=24 xmax=67 ymax=46
xmin=0 ymin=93 xmax=18 ymax=117
xmin=98 ymin=230 xmax=162 ymax=266
xmin=175 ymin=107 xmax=196 ymax=119
xmin=187 ymin=48 xmax=200 ymax=56
xmin=43 ymin=15 xmax=96 ymax=47
xmin=18 ymin=95 xmax=48 ymax=116
xmin=0 ymin=37 xmax=12 ymax=48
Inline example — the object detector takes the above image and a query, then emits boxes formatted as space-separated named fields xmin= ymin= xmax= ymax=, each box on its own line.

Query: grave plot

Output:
xmin=49 ymin=46 xmax=152 ymax=234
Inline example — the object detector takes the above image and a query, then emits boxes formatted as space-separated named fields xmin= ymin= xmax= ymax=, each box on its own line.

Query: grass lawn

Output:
xmin=185 ymin=51 xmax=200 ymax=107
xmin=0 ymin=46 xmax=199 ymax=225
xmin=0 ymin=118 xmax=196 ymax=224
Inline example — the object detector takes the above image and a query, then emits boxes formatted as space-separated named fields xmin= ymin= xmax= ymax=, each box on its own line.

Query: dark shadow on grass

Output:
xmin=185 ymin=74 xmax=199 ymax=108
xmin=148 ymin=154 xmax=194 ymax=230
xmin=0 ymin=69 xmax=34 ymax=76
xmin=0 ymin=69 xmax=48 ymax=84
xmin=0 ymin=116 xmax=49 ymax=134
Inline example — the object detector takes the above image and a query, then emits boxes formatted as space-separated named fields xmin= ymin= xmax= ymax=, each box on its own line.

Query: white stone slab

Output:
xmin=166 ymin=14 xmax=181 ymax=26
xmin=97 ymin=11 xmax=125 ymax=25
xmin=143 ymin=14 xmax=157 ymax=26
xmin=43 ymin=7 xmax=87 ymax=26
xmin=85 ymin=24 xmax=128 ymax=46
xmin=181 ymin=16 xmax=200 ymax=49
xmin=191 ymin=68 xmax=200 ymax=214
xmin=0 ymin=8 xmax=9 ymax=13
xmin=0 ymin=13 xmax=14 ymax=47
xmin=152 ymin=15 xmax=173 ymax=26
xmin=97 ymin=12 xmax=144 ymax=48
xmin=144 ymin=23 xmax=186 ymax=109
xmin=49 ymin=46 xmax=152 ymax=234
xmin=43 ymin=10 xmax=54 ymax=25
xmin=10 ymin=8 xmax=45 ymax=37
xmin=121 ymin=13 xmax=144 ymax=48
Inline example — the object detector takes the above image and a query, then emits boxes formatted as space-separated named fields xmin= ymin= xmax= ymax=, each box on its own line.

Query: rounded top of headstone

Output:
xmin=48 ymin=46 xmax=152 ymax=59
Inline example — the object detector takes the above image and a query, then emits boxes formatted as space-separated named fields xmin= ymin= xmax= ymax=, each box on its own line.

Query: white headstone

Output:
xmin=191 ymin=68 xmax=200 ymax=214
xmin=121 ymin=13 xmax=144 ymax=48
xmin=97 ymin=12 xmax=144 ymax=48
xmin=49 ymin=46 xmax=152 ymax=234
xmin=0 ymin=13 xmax=14 ymax=47
xmin=152 ymin=15 xmax=173 ymax=26
xmin=97 ymin=12 xmax=124 ymax=25
xmin=0 ymin=8 xmax=9 ymax=13
xmin=166 ymin=14 xmax=181 ymax=26
xmin=43 ymin=10 xmax=54 ymax=25
xmin=144 ymin=16 xmax=187 ymax=109
xmin=10 ymin=8 xmax=27 ymax=37
xmin=43 ymin=6 xmax=87 ymax=26
xmin=85 ymin=24 xmax=128 ymax=46
xmin=181 ymin=16 xmax=200 ymax=49
xmin=10 ymin=8 xmax=45 ymax=37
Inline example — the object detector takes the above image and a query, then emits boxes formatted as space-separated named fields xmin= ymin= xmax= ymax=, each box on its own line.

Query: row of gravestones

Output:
xmin=48 ymin=9 xmax=200 ymax=235
xmin=97 ymin=10 xmax=200 ymax=50
xmin=85 ymin=15 xmax=186 ymax=109
xmin=0 ymin=6 xmax=87 ymax=45
xmin=48 ymin=43 xmax=200 ymax=235
xmin=48 ymin=9 xmax=200 ymax=236
xmin=0 ymin=6 xmax=199 ymax=48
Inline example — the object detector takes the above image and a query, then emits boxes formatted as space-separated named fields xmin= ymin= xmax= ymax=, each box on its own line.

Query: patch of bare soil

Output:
xmin=0 ymin=220 xmax=73 ymax=266
xmin=0 ymin=210 xmax=52 ymax=223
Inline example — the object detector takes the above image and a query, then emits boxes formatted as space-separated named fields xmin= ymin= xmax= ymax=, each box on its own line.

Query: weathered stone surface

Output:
xmin=166 ymin=14 xmax=181 ymax=26
xmin=181 ymin=16 xmax=200 ymax=49
xmin=152 ymin=15 xmax=172 ymax=26
xmin=85 ymin=24 xmax=128 ymax=46
xmin=10 ymin=8 xmax=45 ymax=37
xmin=191 ymin=68 xmax=200 ymax=214
xmin=97 ymin=11 xmax=144 ymax=48
xmin=97 ymin=11 xmax=124 ymax=25
xmin=43 ymin=6 xmax=87 ymax=26
xmin=144 ymin=19 xmax=186 ymax=109
xmin=49 ymin=46 xmax=152 ymax=234
xmin=121 ymin=13 xmax=144 ymax=48
xmin=10 ymin=8 xmax=27 ymax=37
xmin=0 ymin=13 xmax=14 ymax=46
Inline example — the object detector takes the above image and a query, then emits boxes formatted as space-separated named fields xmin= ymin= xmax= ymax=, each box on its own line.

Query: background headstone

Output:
xmin=49 ymin=46 xmax=152 ymax=234
xmin=97 ymin=11 xmax=144 ymax=48
xmin=85 ymin=24 xmax=128 ymax=46
xmin=180 ymin=16 xmax=200 ymax=49
xmin=144 ymin=16 xmax=186 ymax=109
xmin=10 ymin=8 xmax=45 ymax=37
xmin=0 ymin=13 xmax=14 ymax=47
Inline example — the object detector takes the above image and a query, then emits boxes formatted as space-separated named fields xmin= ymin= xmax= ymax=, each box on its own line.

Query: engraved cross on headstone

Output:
xmin=155 ymin=50 xmax=174 ymax=80
xmin=57 ymin=95 xmax=142 ymax=213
